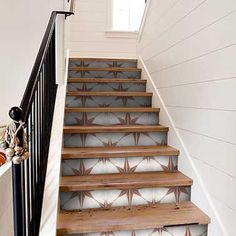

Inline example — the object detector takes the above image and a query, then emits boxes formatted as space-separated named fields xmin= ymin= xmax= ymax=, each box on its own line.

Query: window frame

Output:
xmin=106 ymin=0 xmax=145 ymax=38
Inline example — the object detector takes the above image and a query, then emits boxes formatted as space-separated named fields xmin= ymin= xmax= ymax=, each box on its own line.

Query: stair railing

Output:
xmin=7 ymin=4 xmax=74 ymax=236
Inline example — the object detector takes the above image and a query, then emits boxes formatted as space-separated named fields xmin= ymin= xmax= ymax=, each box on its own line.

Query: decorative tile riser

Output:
xmin=64 ymin=132 xmax=167 ymax=147
xmin=60 ymin=186 xmax=191 ymax=211
xmin=61 ymin=224 xmax=207 ymax=236
xmin=67 ymin=83 xmax=146 ymax=92
xmin=69 ymin=60 xmax=137 ymax=68
xmin=66 ymin=96 xmax=152 ymax=108
xmin=68 ymin=71 xmax=141 ymax=79
xmin=61 ymin=156 xmax=177 ymax=176
xmin=64 ymin=112 xmax=159 ymax=126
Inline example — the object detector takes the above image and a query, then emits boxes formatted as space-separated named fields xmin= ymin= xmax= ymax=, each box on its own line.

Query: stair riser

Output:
xmin=67 ymin=82 xmax=146 ymax=92
xmin=62 ymin=156 xmax=177 ymax=176
xmin=69 ymin=60 xmax=137 ymax=68
xmin=60 ymin=186 xmax=191 ymax=210
xmin=64 ymin=132 xmax=167 ymax=147
xmin=68 ymin=70 xmax=141 ymax=79
xmin=66 ymin=96 xmax=152 ymax=108
xmin=60 ymin=224 xmax=207 ymax=236
xmin=64 ymin=112 xmax=159 ymax=126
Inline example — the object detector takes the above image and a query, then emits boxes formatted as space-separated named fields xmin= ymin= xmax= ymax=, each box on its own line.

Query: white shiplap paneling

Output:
xmin=138 ymin=0 xmax=236 ymax=235
xmin=69 ymin=0 xmax=137 ymax=58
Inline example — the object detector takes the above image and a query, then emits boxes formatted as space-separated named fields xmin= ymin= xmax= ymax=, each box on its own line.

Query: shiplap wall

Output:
xmin=138 ymin=0 xmax=236 ymax=235
xmin=69 ymin=0 xmax=137 ymax=58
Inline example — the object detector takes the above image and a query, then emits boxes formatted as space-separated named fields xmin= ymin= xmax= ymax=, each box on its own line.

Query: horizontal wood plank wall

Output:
xmin=69 ymin=0 xmax=137 ymax=58
xmin=137 ymin=0 xmax=236 ymax=235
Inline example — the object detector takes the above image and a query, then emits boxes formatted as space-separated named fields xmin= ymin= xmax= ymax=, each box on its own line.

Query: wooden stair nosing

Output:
xmin=62 ymin=145 xmax=179 ymax=159
xmin=63 ymin=125 xmax=169 ymax=134
xmin=67 ymin=78 xmax=147 ymax=83
xmin=69 ymin=58 xmax=138 ymax=63
xmin=60 ymin=171 xmax=192 ymax=192
xmin=65 ymin=107 xmax=160 ymax=113
xmin=57 ymin=201 xmax=210 ymax=235
xmin=68 ymin=67 xmax=142 ymax=72
xmin=66 ymin=91 xmax=152 ymax=97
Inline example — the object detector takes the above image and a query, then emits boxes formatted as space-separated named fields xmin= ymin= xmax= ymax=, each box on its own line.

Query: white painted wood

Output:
xmin=39 ymin=83 xmax=67 ymax=236
xmin=70 ymin=41 xmax=137 ymax=53
xmin=40 ymin=15 xmax=70 ymax=232
xmin=168 ymin=107 xmax=236 ymax=145
xmin=139 ymin=0 xmax=236 ymax=61
xmin=138 ymin=0 xmax=236 ymax=234
xmin=137 ymin=0 xmax=152 ymax=42
xmin=192 ymin=158 xmax=236 ymax=211
xmin=105 ymin=30 xmax=138 ymax=39
xmin=152 ymin=45 xmax=236 ymax=88
xmin=70 ymin=22 xmax=106 ymax=32
xmin=70 ymin=51 xmax=136 ymax=59
xmin=0 ymin=162 xmax=13 ymax=236
xmin=211 ymin=196 xmax=236 ymax=236
xmin=144 ymin=10 xmax=236 ymax=73
xmin=56 ymin=15 xmax=66 ymax=85
xmin=69 ymin=0 xmax=137 ymax=58
xmin=139 ymin=0 xmax=206 ymax=48
xmin=178 ymin=129 xmax=236 ymax=178
xmin=138 ymin=57 xmax=227 ymax=236
xmin=159 ymin=78 xmax=236 ymax=111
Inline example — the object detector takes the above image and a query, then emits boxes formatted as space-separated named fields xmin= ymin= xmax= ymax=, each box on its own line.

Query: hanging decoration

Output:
xmin=0 ymin=126 xmax=7 ymax=166
xmin=0 ymin=121 xmax=30 ymax=165
xmin=0 ymin=152 xmax=6 ymax=166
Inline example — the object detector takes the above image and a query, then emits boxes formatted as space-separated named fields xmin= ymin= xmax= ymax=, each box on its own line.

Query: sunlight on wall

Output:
xmin=112 ymin=0 xmax=145 ymax=31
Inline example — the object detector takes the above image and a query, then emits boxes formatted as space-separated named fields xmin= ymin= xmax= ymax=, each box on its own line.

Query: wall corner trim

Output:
xmin=137 ymin=0 xmax=152 ymax=43
xmin=138 ymin=55 xmax=228 ymax=236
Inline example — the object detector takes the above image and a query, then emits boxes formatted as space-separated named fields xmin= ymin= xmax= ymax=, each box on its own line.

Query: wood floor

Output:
xmin=57 ymin=202 xmax=210 ymax=235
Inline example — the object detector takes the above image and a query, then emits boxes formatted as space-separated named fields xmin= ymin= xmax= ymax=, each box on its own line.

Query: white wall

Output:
xmin=138 ymin=0 xmax=236 ymax=235
xmin=69 ymin=0 xmax=137 ymax=58
xmin=0 ymin=0 xmax=65 ymax=125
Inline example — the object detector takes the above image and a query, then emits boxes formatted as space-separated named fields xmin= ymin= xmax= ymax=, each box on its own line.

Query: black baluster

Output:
xmin=9 ymin=10 xmax=74 ymax=236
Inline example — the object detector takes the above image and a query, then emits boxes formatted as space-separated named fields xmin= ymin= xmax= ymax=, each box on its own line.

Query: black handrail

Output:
xmin=8 ymin=7 xmax=74 ymax=236
xmin=20 ymin=11 xmax=73 ymax=123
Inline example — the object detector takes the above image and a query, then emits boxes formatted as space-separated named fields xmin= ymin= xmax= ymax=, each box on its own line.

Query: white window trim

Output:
xmin=105 ymin=30 xmax=138 ymax=39
xmin=106 ymin=0 xmax=139 ymax=38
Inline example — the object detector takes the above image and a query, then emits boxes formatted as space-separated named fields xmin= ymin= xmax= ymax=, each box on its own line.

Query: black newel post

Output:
xmin=9 ymin=107 xmax=25 ymax=236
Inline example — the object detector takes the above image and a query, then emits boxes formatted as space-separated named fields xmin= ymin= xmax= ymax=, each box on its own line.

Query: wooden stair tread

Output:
xmin=69 ymin=67 xmax=141 ymax=72
xmin=67 ymin=91 xmax=152 ymax=96
xmin=63 ymin=125 xmax=169 ymax=133
xmin=68 ymin=78 xmax=146 ymax=83
xmin=65 ymin=107 xmax=159 ymax=113
xmin=62 ymin=145 xmax=179 ymax=159
xmin=70 ymin=58 xmax=137 ymax=63
xmin=57 ymin=201 xmax=210 ymax=234
xmin=60 ymin=171 xmax=192 ymax=191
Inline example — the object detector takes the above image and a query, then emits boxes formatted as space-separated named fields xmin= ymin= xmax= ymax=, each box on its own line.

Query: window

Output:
xmin=112 ymin=0 xmax=146 ymax=31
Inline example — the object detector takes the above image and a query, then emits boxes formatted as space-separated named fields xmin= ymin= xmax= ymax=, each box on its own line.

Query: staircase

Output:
xmin=57 ymin=58 xmax=210 ymax=236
